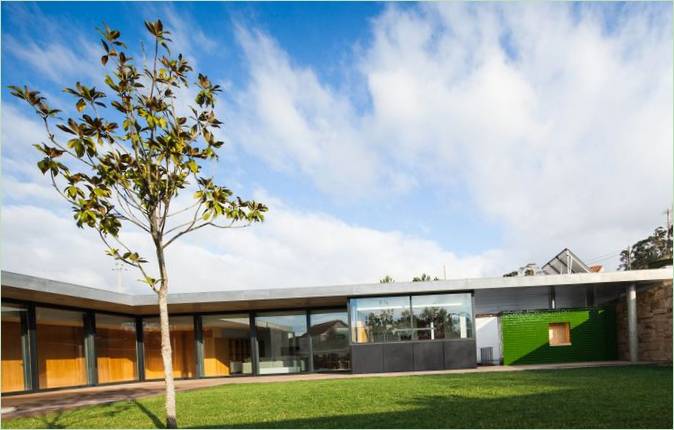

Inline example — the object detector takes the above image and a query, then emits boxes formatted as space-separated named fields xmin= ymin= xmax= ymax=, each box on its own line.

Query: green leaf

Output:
xmin=76 ymin=99 xmax=86 ymax=112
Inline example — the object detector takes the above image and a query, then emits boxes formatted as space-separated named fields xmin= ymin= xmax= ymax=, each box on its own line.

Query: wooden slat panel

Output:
xmin=1 ymin=320 xmax=25 ymax=393
xmin=203 ymin=328 xmax=229 ymax=376
xmin=144 ymin=328 xmax=196 ymax=379
xmin=37 ymin=323 xmax=86 ymax=388
xmin=96 ymin=327 xmax=137 ymax=383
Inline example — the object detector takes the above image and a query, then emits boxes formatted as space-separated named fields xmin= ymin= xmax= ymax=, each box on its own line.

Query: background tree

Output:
xmin=412 ymin=273 xmax=438 ymax=282
xmin=379 ymin=275 xmax=394 ymax=283
xmin=619 ymin=225 xmax=673 ymax=270
xmin=10 ymin=20 xmax=267 ymax=428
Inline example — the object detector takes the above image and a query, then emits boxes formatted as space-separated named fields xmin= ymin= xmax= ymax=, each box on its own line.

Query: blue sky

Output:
xmin=2 ymin=2 xmax=672 ymax=293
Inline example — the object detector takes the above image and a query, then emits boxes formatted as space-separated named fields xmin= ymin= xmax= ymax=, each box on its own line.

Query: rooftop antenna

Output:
xmin=113 ymin=260 xmax=129 ymax=291
xmin=443 ymin=264 xmax=447 ymax=280
xmin=665 ymin=207 xmax=672 ymax=255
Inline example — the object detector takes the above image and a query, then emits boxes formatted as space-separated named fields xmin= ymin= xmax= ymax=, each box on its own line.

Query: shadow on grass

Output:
xmin=131 ymin=399 xmax=164 ymax=429
xmin=37 ymin=410 xmax=65 ymax=429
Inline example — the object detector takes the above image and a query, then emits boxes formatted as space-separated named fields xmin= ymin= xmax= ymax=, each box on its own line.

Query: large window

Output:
xmin=1 ymin=304 xmax=27 ymax=393
xmin=255 ymin=311 xmax=309 ymax=374
xmin=143 ymin=316 xmax=196 ymax=379
xmin=202 ymin=314 xmax=252 ymax=376
xmin=310 ymin=309 xmax=351 ymax=371
xmin=412 ymin=293 xmax=473 ymax=340
xmin=351 ymin=293 xmax=473 ymax=344
xmin=96 ymin=314 xmax=137 ymax=383
xmin=350 ymin=296 xmax=413 ymax=343
xmin=36 ymin=307 xmax=87 ymax=389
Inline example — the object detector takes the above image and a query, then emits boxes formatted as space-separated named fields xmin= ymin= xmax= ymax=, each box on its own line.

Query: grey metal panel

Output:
xmin=383 ymin=343 xmax=414 ymax=372
xmin=444 ymin=340 xmax=477 ymax=369
xmin=474 ymin=287 xmax=550 ymax=314
xmin=413 ymin=342 xmax=444 ymax=371
xmin=554 ymin=285 xmax=587 ymax=309
xmin=351 ymin=344 xmax=384 ymax=374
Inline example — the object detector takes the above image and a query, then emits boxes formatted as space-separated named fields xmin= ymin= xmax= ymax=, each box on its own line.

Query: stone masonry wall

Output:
xmin=616 ymin=280 xmax=672 ymax=362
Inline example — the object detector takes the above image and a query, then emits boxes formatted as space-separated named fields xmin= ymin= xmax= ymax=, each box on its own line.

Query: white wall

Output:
xmin=475 ymin=316 xmax=501 ymax=364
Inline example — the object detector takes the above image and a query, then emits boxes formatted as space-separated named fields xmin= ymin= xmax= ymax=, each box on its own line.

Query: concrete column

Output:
xmin=548 ymin=286 xmax=556 ymax=309
xmin=627 ymin=283 xmax=638 ymax=362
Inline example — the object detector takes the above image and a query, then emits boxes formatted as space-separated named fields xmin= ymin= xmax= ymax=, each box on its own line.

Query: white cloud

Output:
xmin=224 ymin=3 xmax=672 ymax=268
xmin=2 ymin=195 xmax=499 ymax=294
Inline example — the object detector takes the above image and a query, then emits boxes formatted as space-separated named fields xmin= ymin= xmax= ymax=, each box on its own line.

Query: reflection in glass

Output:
xmin=36 ymin=307 xmax=87 ymax=388
xmin=1 ymin=304 xmax=26 ymax=393
xmin=351 ymin=293 xmax=473 ymax=343
xmin=96 ymin=314 xmax=137 ymax=383
xmin=350 ymin=296 xmax=412 ymax=343
xmin=255 ymin=311 xmax=309 ymax=374
xmin=202 ymin=314 xmax=252 ymax=376
xmin=310 ymin=310 xmax=350 ymax=371
xmin=143 ymin=316 xmax=196 ymax=379
xmin=412 ymin=293 xmax=473 ymax=340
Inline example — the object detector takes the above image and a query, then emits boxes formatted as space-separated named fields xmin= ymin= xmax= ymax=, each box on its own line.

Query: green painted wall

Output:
xmin=501 ymin=307 xmax=617 ymax=365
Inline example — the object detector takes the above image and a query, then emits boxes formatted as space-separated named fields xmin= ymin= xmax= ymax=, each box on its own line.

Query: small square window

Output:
xmin=548 ymin=322 xmax=571 ymax=346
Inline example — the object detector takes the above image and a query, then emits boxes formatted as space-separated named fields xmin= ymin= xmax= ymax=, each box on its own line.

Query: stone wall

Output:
xmin=616 ymin=280 xmax=672 ymax=362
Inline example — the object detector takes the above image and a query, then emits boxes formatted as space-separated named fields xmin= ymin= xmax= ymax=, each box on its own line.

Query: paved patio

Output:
xmin=1 ymin=361 xmax=645 ymax=419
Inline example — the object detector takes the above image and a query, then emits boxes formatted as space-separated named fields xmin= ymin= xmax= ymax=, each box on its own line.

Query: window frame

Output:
xmin=348 ymin=291 xmax=475 ymax=345
xmin=548 ymin=322 xmax=572 ymax=347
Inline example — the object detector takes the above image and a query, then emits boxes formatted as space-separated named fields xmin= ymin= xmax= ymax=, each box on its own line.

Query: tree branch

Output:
xmin=163 ymin=219 xmax=250 ymax=249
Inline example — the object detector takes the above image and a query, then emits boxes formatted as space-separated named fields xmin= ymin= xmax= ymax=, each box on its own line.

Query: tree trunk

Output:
xmin=157 ymin=247 xmax=178 ymax=428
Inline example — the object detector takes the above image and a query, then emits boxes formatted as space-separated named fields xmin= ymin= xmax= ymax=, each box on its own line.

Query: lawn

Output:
xmin=3 ymin=366 xmax=672 ymax=429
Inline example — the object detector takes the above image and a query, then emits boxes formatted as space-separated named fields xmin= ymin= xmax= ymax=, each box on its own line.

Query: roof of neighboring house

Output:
xmin=542 ymin=248 xmax=591 ymax=275
xmin=589 ymin=264 xmax=604 ymax=273
xmin=308 ymin=319 xmax=348 ymax=336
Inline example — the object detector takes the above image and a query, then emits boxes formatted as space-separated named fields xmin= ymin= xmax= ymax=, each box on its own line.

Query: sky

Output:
xmin=1 ymin=1 xmax=672 ymax=294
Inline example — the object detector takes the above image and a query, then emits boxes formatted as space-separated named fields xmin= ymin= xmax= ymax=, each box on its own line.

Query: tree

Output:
xmin=379 ymin=275 xmax=394 ymax=283
xmin=412 ymin=273 xmax=438 ymax=282
xmin=9 ymin=20 xmax=267 ymax=428
xmin=619 ymin=225 xmax=673 ymax=270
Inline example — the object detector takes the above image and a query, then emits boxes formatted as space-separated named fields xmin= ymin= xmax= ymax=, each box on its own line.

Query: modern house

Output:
xmin=1 ymin=267 xmax=670 ymax=395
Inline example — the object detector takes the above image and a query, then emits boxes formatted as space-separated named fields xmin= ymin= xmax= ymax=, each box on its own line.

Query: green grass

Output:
xmin=3 ymin=366 xmax=672 ymax=429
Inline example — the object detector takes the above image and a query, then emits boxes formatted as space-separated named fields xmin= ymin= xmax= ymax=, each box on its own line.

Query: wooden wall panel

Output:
xmin=1 ymin=320 xmax=25 ymax=393
xmin=204 ymin=329 xmax=229 ymax=376
xmin=37 ymin=323 xmax=86 ymax=389
xmin=144 ymin=329 xmax=195 ymax=379
xmin=96 ymin=327 xmax=137 ymax=383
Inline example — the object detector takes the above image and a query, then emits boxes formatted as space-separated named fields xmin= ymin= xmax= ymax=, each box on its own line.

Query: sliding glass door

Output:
xmin=36 ymin=307 xmax=87 ymax=389
xmin=1 ymin=304 xmax=27 ymax=393
xmin=310 ymin=309 xmax=350 ymax=371
xmin=202 ymin=314 xmax=252 ymax=376
xmin=255 ymin=311 xmax=309 ymax=374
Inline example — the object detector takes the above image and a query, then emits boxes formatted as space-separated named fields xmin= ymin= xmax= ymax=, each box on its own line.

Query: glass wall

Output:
xmin=411 ymin=293 xmax=473 ymax=340
xmin=255 ymin=311 xmax=309 ymax=374
xmin=96 ymin=314 xmax=137 ymax=384
xmin=202 ymin=314 xmax=252 ymax=376
xmin=36 ymin=307 xmax=87 ymax=389
xmin=350 ymin=296 xmax=413 ymax=343
xmin=1 ymin=304 xmax=27 ymax=393
xmin=350 ymin=293 xmax=473 ymax=343
xmin=143 ymin=316 xmax=196 ymax=379
xmin=310 ymin=309 xmax=350 ymax=371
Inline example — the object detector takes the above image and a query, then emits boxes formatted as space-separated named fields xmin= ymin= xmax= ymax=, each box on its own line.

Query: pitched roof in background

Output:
xmin=542 ymin=248 xmax=591 ymax=275
xmin=589 ymin=264 xmax=604 ymax=273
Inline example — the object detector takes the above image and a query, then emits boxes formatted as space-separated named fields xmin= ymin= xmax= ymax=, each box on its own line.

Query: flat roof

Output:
xmin=1 ymin=268 xmax=670 ymax=315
